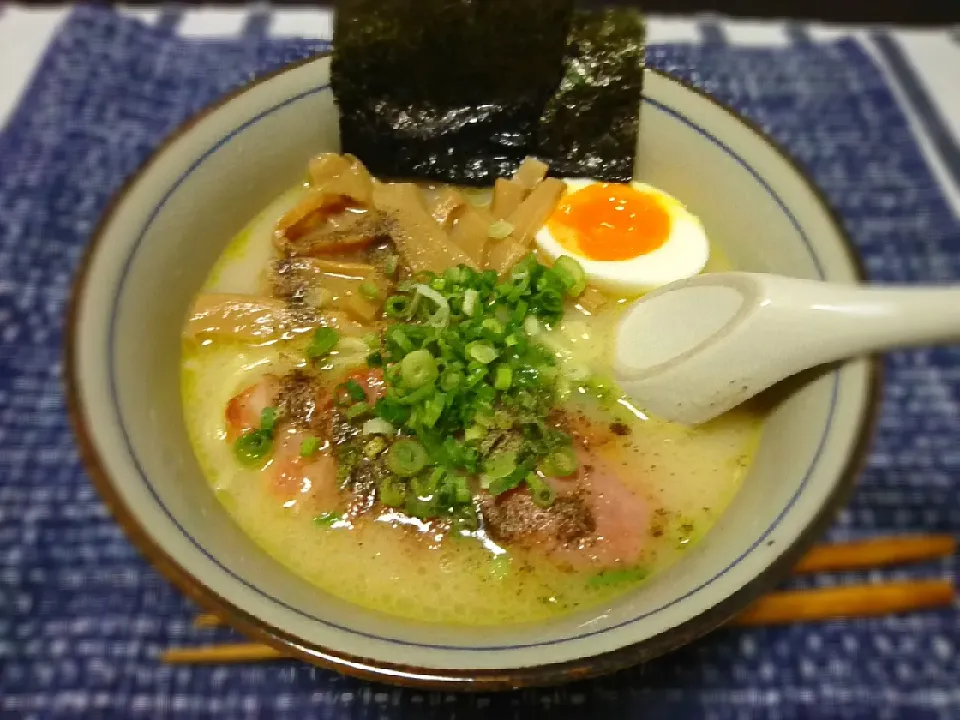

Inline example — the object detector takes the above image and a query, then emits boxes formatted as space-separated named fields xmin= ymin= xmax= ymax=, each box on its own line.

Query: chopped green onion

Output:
xmin=482 ymin=450 xmax=518 ymax=481
xmin=398 ymin=384 xmax=434 ymax=406
xmin=419 ymin=392 xmax=446 ymax=428
xmin=375 ymin=397 xmax=410 ymax=426
xmin=363 ymin=436 xmax=387 ymax=458
xmin=440 ymin=370 xmax=463 ymax=392
xmin=553 ymin=255 xmax=587 ymax=297
xmin=307 ymin=327 xmax=340 ymax=359
xmin=362 ymin=417 xmax=395 ymax=436
xmin=405 ymin=494 xmax=436 ymax=519
xmin=411 ymin=468 xmax=442 ymax=498
xmin=383 ymin=254 xmax=399 ymax=276
xmin=452 ymin=507 xmax=480 ymax=532
xmin=387 ymin=439 xmax=428 ymax=477
xmin=523 ymin=315 xmax=540 ymax=336
xmin=540 ymin=446 xmax=578 ymax=477
xmin=300 ymin=436 xmax=320 ymax=457
xmin=387 ymin=325 xmax=412 ymax=351
xmin=400 ymin=349 xmax=439 ymax=389
xmin=364 ymin=255 xmax=611 ymax=519
xmin=525 ymin=472 xmax=556 ymax=508
xmin=466 ymin=364 xmax=487 ymax=387
xmin=234 ymin=429 xmax=273 ymax=465
xmin=359 ymin=281 xmax=380 ymax=300
xmin=342 ymin=378 xmax=366 ymax=402
xmin=464 ymin=425 xmax=485 ymax=443
xmin=466 ymin=341 xmax=497 ymax=364
xmin=488 ymin=219 xmax=515 ymax=239
xmin=259 ymin=407 xmax=277 ymax=433
xmin=487 ymin=470 xmax=525 ymax=496
xmin=379 ymin=479 xmax=406 ymax=508
xmin=385 ymin=296 xmax=412 ymax=319
xmin=481 ymin=318 xmax=503 ymax=336
xmin=448 ymin=474 xmax=472 ymax=505
xmin=345 ymin=401 xmax=372 ymax=420
xmin=414 ymin=284 xmax=451 ymax=327
xmin=587 ymin=567 xmax=649 ymax=588
xmin=314 ymin=512 xmax=341 ymax=527
xmin=511 ymin=300 xmax=529 ymax=323
xmin=463 ymin=288 xmax=478 ymax=316
xmin=494 ymin=366 xmax=512 ymax=390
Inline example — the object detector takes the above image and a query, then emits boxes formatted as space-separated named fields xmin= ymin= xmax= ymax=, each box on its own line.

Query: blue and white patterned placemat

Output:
xmin=0 ymin=6 xmax=958 ymax=719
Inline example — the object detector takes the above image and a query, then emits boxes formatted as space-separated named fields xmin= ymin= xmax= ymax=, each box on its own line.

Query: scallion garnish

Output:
xmin=379 ymin=478 xmax=406 ymax=508
xmin=300 ymin=435 xmax=320 ymax=457
xmin=400 ymin=349 xmax=439 ymax=388
xmin=462 ymin=288 xmax=478 ymax=316
xmin=341 ymin=378 xmax=366 ymax=402
xmin=234 ymin=429 xmax=273 ymax=465
xmin=525 ymin=472 xmax=556 ymax=508
xmin=307 ymin=326 xmax=340 ymax=359
xmin=363 ymin=436 xmax=387 ymax=458
xmin=329 ymin=254 xmax=600 ymax=518
xmin=359 ymin=281 xmax=380 ymax=300
xmin=259 ymin=407 xmax=277 ymax=433
xmin=482 ymin=450 xmax=518 ymax=481
xmin=467 ymin=341 xmax=497 ymax=364
xmin=539 ymin=446 xmax=579 ymax=477
xmin=552 ymin=255 xmax=587 ymax=297
xmin=362 ymin=417 xmax=395 ymax=436
xmin=385 ymin=295 xmax=412 ymax=319
xmin=387 ymin=439 xmax=428 ymax=477
xmin=314 ymin=512 xmax=342 ymax=527
xmin=345 ymin=401 xmax=372 ymax=420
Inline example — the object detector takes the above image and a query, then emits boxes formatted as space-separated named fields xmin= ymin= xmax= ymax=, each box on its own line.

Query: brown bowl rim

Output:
xmin=64 ymin=52 xmax=882 ymax=691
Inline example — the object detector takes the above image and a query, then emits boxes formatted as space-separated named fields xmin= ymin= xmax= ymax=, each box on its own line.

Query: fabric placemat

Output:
xmin=1 ymin=6 xmax=958 ymax=719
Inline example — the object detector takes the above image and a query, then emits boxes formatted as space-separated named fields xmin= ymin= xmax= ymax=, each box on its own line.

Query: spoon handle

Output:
xmin=774 ymin=282 xmax=960 ymax=363
xmin=614 ymin=274 xmax=960 ymax=425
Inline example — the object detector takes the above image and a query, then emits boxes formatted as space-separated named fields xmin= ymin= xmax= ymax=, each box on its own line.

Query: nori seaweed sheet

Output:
xmin=331 ymin=0 xmax=645 ymax=185
xmin=537 ymin=8 xmax=646 ymax=183
xmin=332 ymin=0 xmax=574 ymax=185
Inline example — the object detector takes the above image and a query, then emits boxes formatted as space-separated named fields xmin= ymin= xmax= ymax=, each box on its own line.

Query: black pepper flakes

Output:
xmin=609 ymin=421 xmax=630 ymax=436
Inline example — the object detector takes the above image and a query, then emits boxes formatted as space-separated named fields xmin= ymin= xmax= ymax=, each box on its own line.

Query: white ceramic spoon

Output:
xmin=612 ymin=272 xmax=960 ymax=425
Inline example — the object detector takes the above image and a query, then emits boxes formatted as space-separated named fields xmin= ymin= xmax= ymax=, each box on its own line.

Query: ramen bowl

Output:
xmin=66 ymin=53 xmax=879 ymax=690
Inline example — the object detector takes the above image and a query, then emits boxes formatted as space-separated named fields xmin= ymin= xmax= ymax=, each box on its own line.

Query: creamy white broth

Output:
xmin=181 ymin=174 xmax=763 ymax=625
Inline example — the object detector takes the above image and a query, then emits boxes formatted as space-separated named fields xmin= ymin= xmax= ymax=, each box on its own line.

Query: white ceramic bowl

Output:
xmin=66 ymin=54 xmax=879 ymax=690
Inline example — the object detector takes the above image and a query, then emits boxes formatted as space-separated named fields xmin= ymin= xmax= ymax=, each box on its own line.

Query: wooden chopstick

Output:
xmin=193 ymin=613 xmax=225 ymax=629
xmin=163 ymin=642 xmax=286 ymax=664
xmin=731 ymin=579 xmax=954 ymax=626
xmin=167 ymin=534 xmax=957 ymax=664
xmin=792 ymin=534 xmax=956 ymax=574
xmin=166 ymin=579 xmax=956 ymax=664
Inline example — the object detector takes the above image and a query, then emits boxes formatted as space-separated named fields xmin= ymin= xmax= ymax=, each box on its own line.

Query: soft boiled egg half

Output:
xmin=536 ymin=179 xmax=710 ymax=294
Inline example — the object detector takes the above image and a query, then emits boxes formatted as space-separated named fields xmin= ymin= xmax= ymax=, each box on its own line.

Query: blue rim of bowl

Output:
xmin=66 ymin=54 xmax=881 ymax=690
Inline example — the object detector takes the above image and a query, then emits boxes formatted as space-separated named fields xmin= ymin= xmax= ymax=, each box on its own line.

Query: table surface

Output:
xmin=1 ymin=6 xmax=959 ymax=719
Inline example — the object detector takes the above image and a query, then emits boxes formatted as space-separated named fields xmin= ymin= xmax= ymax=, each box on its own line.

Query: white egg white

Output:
xmin=536 ymin=179 xmax=710 ymax=295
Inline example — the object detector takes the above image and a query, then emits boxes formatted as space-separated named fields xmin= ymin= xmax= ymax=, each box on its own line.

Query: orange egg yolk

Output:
xmin=547 ymin=183 xmax=671 ymax=261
